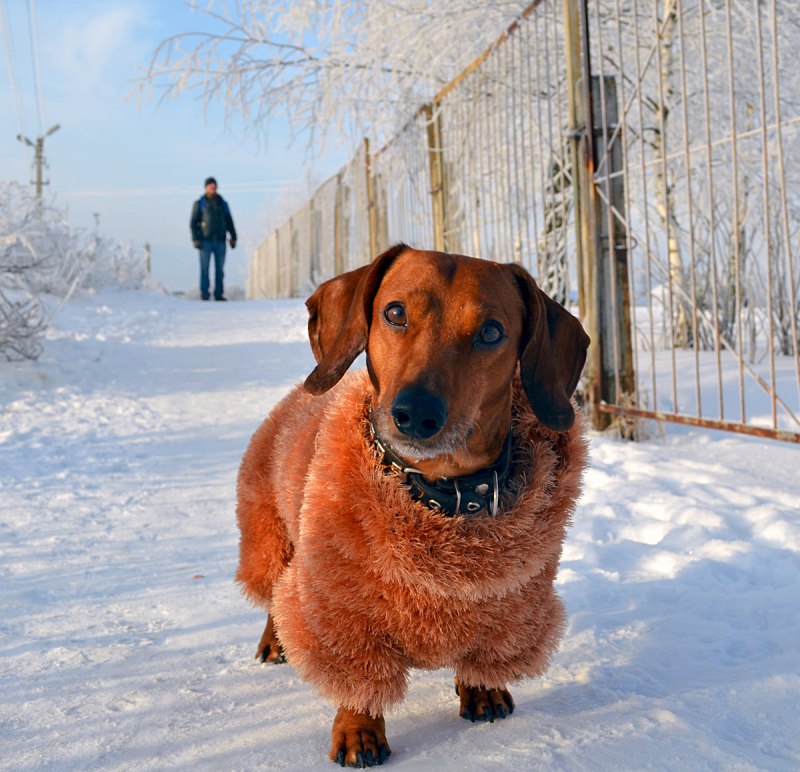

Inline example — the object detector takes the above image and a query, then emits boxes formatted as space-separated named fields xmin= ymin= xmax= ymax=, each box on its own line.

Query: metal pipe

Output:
xmin=599 ymin=402 xmax=800 ymax=444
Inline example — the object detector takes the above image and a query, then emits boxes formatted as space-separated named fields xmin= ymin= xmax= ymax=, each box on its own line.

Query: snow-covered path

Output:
xmin=2 ymin=290 xmax=799 ymax=771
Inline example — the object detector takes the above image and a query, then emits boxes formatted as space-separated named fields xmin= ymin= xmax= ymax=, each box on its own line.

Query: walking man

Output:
xmin=190 ymin=177 xmax=237 ymax=301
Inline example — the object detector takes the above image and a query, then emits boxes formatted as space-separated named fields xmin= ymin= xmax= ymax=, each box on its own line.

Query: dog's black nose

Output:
xmin=391 ymin=387 xmax=448 ymax=440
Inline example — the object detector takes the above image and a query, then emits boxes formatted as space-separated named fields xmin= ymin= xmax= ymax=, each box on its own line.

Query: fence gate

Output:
xmin=574 ymin=0 xmax=800 ymax=443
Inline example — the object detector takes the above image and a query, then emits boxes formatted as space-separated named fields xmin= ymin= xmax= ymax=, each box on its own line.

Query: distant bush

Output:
xmin=0 ymin=181 xmax=158 ymax=361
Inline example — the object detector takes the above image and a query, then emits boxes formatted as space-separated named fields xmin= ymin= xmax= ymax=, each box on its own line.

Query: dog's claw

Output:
xmin=329 ymin=708 xmax=390 ymax=768
xmin=255 ymin=616 xmax=286 ymax=664
xmin=261 ymin=646 xmax=286 ymax=664
xmin=457 ymin=682 xmax=514 ymax=725
xmin=257 ymin=645 xmax=285 ymax=664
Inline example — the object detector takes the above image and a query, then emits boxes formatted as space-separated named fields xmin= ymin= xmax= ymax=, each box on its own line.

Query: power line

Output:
xmin=0 ymin=0 xmax=31 ymax=164
xmin=6 ymin=0 xmax=57 ymax=196
xmin=26 ymin=0 xmax=45 ymax=135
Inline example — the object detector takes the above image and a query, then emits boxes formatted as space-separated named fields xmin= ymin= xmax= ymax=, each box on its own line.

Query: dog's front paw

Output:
xmin=455 ymin=678 xmax=515 ymax=723
xmin=256 ymin=641 xmax=285 ymax=663
xmin=329 ymin=707 xmax=391 ymax=767
xmin=254 ymin=615 xmax=286 ymax=664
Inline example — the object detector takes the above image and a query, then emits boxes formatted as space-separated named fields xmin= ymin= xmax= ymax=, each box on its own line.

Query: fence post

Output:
xmin=290 ymin=216 xmax=299 ymax=297
xmin=309 ymin=197 xmax=318 ymax=286
xmin=563 ymin=0 xmax=589 ymax=321
xmin=424 ymin=103 xmax=447 ymax=252
xmin=591 ymin=75 xmax=635 ymax=431
xmin=373 ymin=172 xmax=389 ymax=253
xmin=564 ymin=0 xmax=634 ymax=434
xmin=275 ymin=226 xmax=282 ymax=297
xmin=564 ymin=0 xmax=603 ymax=426
xmin=364 ymin=138 xmax=379 ymax=260
xmin=334 ymin=172 xmax=344 ymax=275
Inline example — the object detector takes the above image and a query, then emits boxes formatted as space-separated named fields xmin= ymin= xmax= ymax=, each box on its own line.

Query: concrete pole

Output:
xmin=34 ymin=137 xmax=43 ymax=197
xmin=17 ymin=124 xmax=59 ymax=201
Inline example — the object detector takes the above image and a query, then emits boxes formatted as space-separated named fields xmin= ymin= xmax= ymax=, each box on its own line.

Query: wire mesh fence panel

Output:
xmin=246 ymin=157 xmax=369 ymax=298
xmin=372 ymin=114 xmax=434 ymax=251
xmin=276 ymin=219 xmax=293 ymax=299
xmin=435 ymin=2 xmax=573 ymax=303
xmin=311 ymin=176 xmax=338 ymax=285
xmin=338 ymin=143 xmax=371 ymax=272
xmin=249 ymin=232 xmax=278 ymax=298
xmin=585 ymin=0 xmax=800 ymax=440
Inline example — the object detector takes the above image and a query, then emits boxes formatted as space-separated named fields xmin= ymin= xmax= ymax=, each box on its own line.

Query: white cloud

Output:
xmin=48 ymin=4 xmax=151 ymax=97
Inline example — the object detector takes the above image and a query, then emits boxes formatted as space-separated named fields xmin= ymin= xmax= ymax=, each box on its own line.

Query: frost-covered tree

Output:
xmin=0 ymin=184 xmax=58 ymax=360
xmin=138 ymin=0 xmax=531 ymax=151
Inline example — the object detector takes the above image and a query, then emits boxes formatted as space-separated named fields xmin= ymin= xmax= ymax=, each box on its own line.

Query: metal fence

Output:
xmin=247 ymin=0 xmax=800 ymax=444
xmin=579 ymin=0 xmax=800 ymax=442
xmin=247 ymin=142 xmax=370 ymax=296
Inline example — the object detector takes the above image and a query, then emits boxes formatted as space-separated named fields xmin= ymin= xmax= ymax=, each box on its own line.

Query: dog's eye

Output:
xmin=384 ymin=302 xmax=407 ymax=328
xmin=477 ymin=321 xmax=504 ymax=346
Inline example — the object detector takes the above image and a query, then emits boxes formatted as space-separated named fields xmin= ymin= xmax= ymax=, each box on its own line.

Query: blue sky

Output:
xmin=0 ymin=1 xmax=347 ymax=290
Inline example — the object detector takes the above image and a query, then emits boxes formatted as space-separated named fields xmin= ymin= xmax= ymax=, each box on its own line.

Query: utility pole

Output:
xmin=17 ymin=124 xmax=60 ymax=199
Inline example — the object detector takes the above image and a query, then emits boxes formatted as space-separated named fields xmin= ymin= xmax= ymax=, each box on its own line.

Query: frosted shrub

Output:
xmin=0 ymin=181 xmax=155 ymax=361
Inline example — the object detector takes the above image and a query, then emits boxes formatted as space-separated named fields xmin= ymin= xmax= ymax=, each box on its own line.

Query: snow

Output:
xmin=2 ymin=289 xmax=799 ymax=771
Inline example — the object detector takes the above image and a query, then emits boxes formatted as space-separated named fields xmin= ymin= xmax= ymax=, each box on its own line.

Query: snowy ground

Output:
xmin=1 ymin=289 xmax=799 ymax=771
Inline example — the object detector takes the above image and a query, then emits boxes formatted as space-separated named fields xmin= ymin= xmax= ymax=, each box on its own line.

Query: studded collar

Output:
xmin=368 ymin=411 xmax=513 ymax=517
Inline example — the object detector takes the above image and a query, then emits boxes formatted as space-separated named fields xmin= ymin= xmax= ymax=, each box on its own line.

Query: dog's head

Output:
xmin=304 ymin=245 xmax=589 ymax=474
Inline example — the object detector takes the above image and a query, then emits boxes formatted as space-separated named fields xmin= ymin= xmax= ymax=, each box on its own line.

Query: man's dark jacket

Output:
xmin=191 ymin=194 xmax=237 ymax=243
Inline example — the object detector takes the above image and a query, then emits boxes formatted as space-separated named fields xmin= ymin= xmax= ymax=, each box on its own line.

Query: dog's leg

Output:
xmin=454 ymin=676 xmax=514 ymax=723
xmin=254 ymin=614 xmax=285 ymax=664
xmin=329 ymin=707 xmax=391 ymax=768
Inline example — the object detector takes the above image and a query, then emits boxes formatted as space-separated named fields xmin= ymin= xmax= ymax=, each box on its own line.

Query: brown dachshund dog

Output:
xmin=236 ymin=245 xmax=589 ymax=767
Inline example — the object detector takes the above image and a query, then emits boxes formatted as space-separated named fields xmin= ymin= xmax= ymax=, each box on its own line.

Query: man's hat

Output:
xmin=204 ymin=177 xmax=217 ymax=187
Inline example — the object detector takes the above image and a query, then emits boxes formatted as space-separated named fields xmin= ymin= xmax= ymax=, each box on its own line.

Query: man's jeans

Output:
xmin=199 ymin=240 xmax=226 ymax=299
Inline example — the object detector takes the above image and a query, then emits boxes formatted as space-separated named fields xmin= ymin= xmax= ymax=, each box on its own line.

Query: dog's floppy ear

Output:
xmin=506 ymin=263 xmax=590 ymax=431
xmin=304 ymin=244 xmax=407 ymax=395
xmin=306 ymin=264 xmax=371 ymax=364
